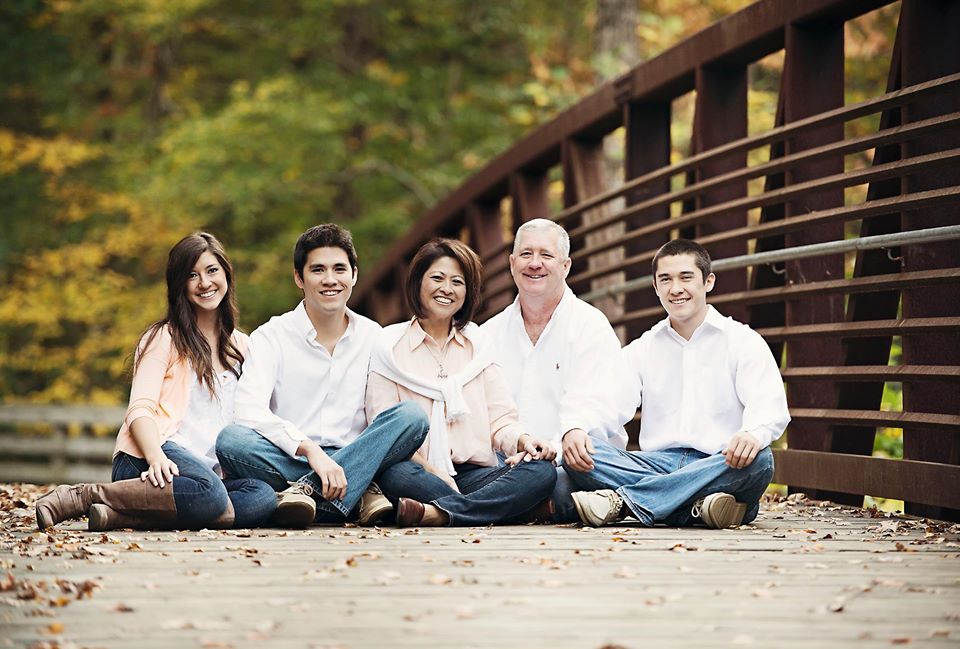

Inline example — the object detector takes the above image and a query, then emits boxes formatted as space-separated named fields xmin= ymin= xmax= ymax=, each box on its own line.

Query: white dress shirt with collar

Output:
xmin=617 ymin=304 xmax=790 ymax=455
xmin=234 ymin=301 xmax=382 ymax=457
xmin=480 ymin=286 xmax=627 ymax=460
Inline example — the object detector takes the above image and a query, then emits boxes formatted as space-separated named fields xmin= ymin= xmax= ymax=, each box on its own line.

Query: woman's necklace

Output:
xmin=424 ymin=339 xmax=450 ymax=380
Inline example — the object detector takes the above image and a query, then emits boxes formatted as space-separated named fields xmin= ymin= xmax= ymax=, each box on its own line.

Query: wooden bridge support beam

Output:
xmin=831 ymin=20 xmax=905 ymax=498
xmin=562 ymin=136 xmax=623 ymax=321
xmin=692 ymin=64 xmax=749 ymax=322
xmin=898 ymin=0 xmax=960 ymax=520
xmin=509 ymin=170 xmax=550 ymax=230
xmin=467 ymin=200 xmax=513 ymax=315
xmin=781 ymin=18 xmax=848 ymax=502
xmin=622 ymin=101 xmax=671 ymax=342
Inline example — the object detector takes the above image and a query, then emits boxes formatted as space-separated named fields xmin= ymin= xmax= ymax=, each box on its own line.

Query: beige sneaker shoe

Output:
xmin=357 ymin=483 xmax=393 ymax=526
xmin=571 ymin=489 xmax=626 ymax=527
xmin=274 ymin=482 xmax=316 ymax=528
xmin=691 ymin=492 xmax=746 ymax=529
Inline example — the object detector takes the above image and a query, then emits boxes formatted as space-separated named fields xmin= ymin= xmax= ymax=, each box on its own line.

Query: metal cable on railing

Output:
xmin=578 ymin=225 xmax=960 ymax=303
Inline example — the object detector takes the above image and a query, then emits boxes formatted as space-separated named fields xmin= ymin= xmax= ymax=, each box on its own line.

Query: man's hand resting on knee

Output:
xmin=297 ymin=440 xmax=347 ymax=501
xmin=723 ymin=431 xmax=761 ymax=469
xmin=562 ymin=428 xmax=595 ymax=472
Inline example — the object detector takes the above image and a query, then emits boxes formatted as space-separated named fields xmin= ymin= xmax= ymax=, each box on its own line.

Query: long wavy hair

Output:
xmin=135 ymin=232 xmax=244 ymax=395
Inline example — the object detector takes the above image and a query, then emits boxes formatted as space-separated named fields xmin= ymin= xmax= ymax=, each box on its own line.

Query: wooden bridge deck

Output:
xmin=1 ymin=485 xmax=958 ymax=648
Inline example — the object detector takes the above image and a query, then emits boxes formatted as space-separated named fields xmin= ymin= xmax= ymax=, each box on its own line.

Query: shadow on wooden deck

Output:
xmin=1 ymin=485 xmax=958 ymax=648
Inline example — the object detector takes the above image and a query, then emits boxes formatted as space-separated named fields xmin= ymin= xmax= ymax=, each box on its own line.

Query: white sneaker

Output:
xmin=357 ymin=483 xmax=393 ymax=526
xmin=571 ymin=490 xmax=626 ymax=527
xmin=691 ymin=493 xmax=746 ymax=529
xmin=275 ymin=482 xmax=316 ymax=528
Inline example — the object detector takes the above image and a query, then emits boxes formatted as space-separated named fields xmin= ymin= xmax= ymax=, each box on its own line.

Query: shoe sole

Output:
xmin=357 ymin=500 xmax=393 ymax=526
xmin=703 ymin=495 xmax=747 ymax=529
xmin=274 ymin=501 xmax=316 ymax=528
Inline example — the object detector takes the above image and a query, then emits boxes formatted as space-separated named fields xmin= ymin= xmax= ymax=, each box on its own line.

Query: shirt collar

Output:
xmin=508 ymin=286 xmax=574 ymax=332
xmin=652 ymin=305 xmax=725 ymax=343
xmin=408 ymin=318 xmax=464 ymax=351
xmin=292 ymin=301 xmax=357 ymax=344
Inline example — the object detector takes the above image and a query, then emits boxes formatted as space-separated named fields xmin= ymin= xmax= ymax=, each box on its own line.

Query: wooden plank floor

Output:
xmin=1 ymin=486 xmax=958 ymax=648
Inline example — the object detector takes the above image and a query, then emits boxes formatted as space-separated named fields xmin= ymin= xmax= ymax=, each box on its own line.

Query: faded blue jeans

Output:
xmin=112 ymin=441 xmax=277 ymax=529
xmin=376 ymin=455 xmax=557 ymax=526
xmin=564 ymin=440 xmax=774 ymax=526
xmin=215 ymin=402 xmax=429 ymax=523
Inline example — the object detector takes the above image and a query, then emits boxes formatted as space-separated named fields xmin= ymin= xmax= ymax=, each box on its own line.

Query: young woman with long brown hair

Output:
xmin=36 ymin=232 xmax=277 ymax=531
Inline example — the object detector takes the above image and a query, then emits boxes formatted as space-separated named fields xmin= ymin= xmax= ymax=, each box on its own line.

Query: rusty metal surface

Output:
xmin=781 ymin=365 xmax=960 ymax=382
xmin=773 ymin=449 xmax=960 ymax=510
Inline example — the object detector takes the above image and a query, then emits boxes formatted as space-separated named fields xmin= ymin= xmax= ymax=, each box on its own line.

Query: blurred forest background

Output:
xmin=1 ymin=0 xmax=897 ymax=408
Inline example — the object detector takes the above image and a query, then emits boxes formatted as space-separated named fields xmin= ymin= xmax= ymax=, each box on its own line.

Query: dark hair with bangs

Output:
xmin=405 ymin=238 xmax=483 ymax=330
xmin=652 ymin=238 xmax=712 ymax=281
xmin=135 ymin=232 xmax=244 ymax=395
xmin=294 ymin=224 xmax=358 ymax=278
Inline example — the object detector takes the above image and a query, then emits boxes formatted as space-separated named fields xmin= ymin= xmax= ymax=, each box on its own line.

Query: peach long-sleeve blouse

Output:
xmin=113 ymin=325 xmax=248 ymax=459
xmin=365 ymin=319 xmax=525 ymax=468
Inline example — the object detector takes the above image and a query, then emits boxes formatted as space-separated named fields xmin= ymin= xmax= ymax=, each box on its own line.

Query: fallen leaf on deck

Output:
xmin=44 ymin=622 xmax=64 ymax=634
xmin=613 ymin=566 xmax=634 ymax=579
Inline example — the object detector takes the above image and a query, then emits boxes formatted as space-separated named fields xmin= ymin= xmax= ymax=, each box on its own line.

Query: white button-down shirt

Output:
xmin=480 ymin=287 xmax=627 ymax=460
xmin=616 ymin=305 xmax=790 ymax=454
xmin=169 ymin=367 xmax=238 ymax=474
xmin=235 ymin=302 xmax=381 ymax=457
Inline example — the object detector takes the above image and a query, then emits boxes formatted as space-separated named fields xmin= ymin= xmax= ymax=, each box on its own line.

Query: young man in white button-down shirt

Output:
xmin=480 ymin=219 xmax=627 ymax=522
xmin=566 ymin=239 xmax=790 ymax=529
xmin=215 ymin=224 xmax=429 ymax=527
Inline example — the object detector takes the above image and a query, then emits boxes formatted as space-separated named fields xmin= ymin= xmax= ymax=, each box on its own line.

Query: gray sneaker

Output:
xmin=357 ymin=483 xmax=393 ymax=526
xmin=571 ymin=489 xmax=626 ymax=527
xmin=691 ymin=492 xmax=746 ymax=529
xmin=274 ymin=481 xmax=316 ymax=528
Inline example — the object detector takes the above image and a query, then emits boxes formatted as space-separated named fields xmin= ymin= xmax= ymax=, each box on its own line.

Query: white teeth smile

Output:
xmin=199 ymin=290 xmax=216 ymax=298
xmin=670 ymin=298 xmax=689 ymax=304
xmin=526 ymin=275 xmax=545 ymax=280
xmin=320 ymin=290 xmax=341 ymax=296
xmin=433 ymin=296 xmax=453 ymax=305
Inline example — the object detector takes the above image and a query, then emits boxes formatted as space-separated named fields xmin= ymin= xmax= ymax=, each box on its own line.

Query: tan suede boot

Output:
xmin=36 ymin=479 xmax=178 ymax=531
xmin=88 ymin=494 xmax=232 ymax=532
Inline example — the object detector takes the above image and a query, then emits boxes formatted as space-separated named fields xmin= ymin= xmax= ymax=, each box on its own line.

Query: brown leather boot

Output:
xmin=87 ymin=492 xmax=231 ymax=532
xmin=515 ymin=498 xmax=555 ymax=524
xmin=36 ymin=479 xmax=179 ymax=531
xmin=36 ymin=484 xmax=98 ymax=530
xmin=207 ymin=499 xmax=235 ymax=529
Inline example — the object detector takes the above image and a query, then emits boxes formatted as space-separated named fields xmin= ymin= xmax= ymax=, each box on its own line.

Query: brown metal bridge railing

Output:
xmin=352 ymin=0 xmax=960 ymax=521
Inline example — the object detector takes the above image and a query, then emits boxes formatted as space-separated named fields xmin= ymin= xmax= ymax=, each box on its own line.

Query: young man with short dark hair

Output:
xmin=216 ymin=224 xmax=429 ymax=527
xmin=566 ymin=239 xmax=790 ymax=528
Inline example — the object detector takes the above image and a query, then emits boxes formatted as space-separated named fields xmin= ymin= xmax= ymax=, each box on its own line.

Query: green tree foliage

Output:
xmin=0 ymin=0 xmax=895 ymax=404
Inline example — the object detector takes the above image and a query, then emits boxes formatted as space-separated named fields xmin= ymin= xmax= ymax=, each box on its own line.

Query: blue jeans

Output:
xmin=112 ymin=441 xmax=277 ymax=529
xmin=564 ymin=440 xmax=774 ymax=526
xmin=376 ymin=455 xmax=557 ymax=526
xmin=550 ymin=467 xmax=580 ymax=523
xmin=215 ymin=402 xmax=429 ymax=523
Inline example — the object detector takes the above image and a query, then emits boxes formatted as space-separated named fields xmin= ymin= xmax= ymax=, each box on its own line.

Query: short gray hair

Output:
xmin=512 ymin=218 xmax=570 ymax=259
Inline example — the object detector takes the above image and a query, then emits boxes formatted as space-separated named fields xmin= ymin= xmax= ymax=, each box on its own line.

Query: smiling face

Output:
xmin=418 ymin=256 xmax=467 ymax=327
xmin=509 ymin=227 xmax=571 ymax=301
xmin=653 ymin=253 xmax=715 ymax=338
xmin=186 ymin=250 xmax=228 ymax=315
xmin=294 ymin=246 xmax=357 ymax=319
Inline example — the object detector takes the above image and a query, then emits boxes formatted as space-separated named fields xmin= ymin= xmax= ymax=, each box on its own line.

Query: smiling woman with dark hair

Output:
xmin=35 ymin=233 xmax=277 ymax=531
xmin=366 ymin=238 xmax=558 ymax=527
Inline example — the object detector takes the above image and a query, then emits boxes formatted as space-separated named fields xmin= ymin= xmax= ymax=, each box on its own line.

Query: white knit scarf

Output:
xmin=369 ymin=320 xmax=493 ymax=475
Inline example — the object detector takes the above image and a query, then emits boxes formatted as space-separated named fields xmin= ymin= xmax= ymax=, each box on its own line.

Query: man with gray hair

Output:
xmin=480 ymin=218 xmax=626 ymax=522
